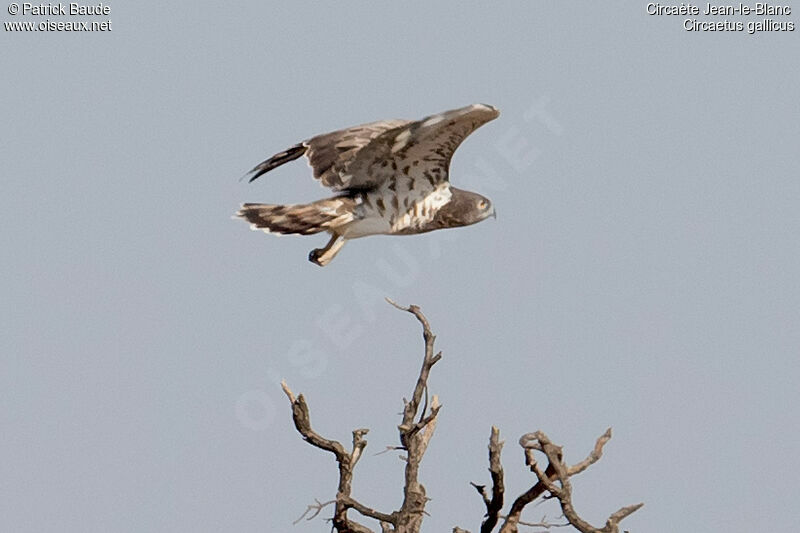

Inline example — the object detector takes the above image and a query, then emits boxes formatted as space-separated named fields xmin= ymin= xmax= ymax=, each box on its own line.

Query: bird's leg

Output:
xmin=308 ymin=234 xmax=346 ymax=267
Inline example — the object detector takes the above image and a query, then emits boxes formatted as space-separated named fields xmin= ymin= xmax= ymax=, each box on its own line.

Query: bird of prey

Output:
xmin=236 ymin=104 xmax=499 ymax=266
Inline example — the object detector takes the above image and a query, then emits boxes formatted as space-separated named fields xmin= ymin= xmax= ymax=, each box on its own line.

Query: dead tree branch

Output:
xmin=293 ymin=499 xmax=335 ymax=525
xmin=471 ymin=426 xmax=505 ymax=533
xmin=503 ymin=429 xmax=643 ymax=533
xmin=386 ymin=298 xmax=443 ymax=533
xmin=280 ymin=302 xmax=642 ymax=533
xmin=281 ymin=300 xmax=443 ymax=533
xmin=281 ymin=380 xmax=390 ymax=532
xmin=462 ymin=417 xmax=641 ymax=532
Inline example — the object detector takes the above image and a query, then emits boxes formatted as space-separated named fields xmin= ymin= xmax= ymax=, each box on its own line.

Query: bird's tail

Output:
xmin=236 ymin=198 xmax=355 ymax=236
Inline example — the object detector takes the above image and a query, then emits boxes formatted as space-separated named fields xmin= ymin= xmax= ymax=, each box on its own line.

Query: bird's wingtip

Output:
xmin=475 ymin=103 xmax=499 ymax=114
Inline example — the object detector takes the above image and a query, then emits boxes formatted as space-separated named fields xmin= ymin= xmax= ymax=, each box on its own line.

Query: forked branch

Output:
xmin=386 ymin=298 xmax=443 ymax=533
xmin=281 ymin=380 xmax=391 ymax=533
xmin=517 ymin=429 xmax=643 ymax=533
xmin=489 ymin=429 xmax=642 ymax=533
xmin=281 ymin=300 xmax=444 ymax=533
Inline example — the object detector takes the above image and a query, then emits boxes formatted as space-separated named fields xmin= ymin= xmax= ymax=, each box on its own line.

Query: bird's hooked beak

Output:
xmin=491 ymin=208 xmax=497 ymax=220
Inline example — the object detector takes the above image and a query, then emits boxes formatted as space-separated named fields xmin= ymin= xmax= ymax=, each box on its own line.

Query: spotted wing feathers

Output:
xmin=247 ymin=120 xmax=409 ymax=188
xmin=245 ymin=104 xmax=499 ymax=191
xmin=304 ymin=119 xmax=410 ymax=190
xmin=344 ymin=104 xmax=500 ymax=189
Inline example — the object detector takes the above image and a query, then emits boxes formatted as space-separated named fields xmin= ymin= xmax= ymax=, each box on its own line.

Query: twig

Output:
xmin=568 ymin=428 xmax=612 ymax=476
xmin=471 ymin=482 xmax=491 ymax=507
xmin=374 ymin=445 xmax=406 ymax=456
xmin=514 ymin=516 xmax=568 ymax=529
xmin=293 ymin=499 xmax=335 ymax=525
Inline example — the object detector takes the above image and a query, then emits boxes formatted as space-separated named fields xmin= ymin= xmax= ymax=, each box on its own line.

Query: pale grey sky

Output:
xmin=2 ymin=2 xmax=799 ymax=532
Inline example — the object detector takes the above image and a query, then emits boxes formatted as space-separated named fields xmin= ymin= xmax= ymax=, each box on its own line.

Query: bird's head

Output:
xmin=432 ymin=187 xmax=495 ymax=229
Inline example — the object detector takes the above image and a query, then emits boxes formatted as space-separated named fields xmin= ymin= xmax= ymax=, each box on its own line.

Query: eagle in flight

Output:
xmin=236 ymin=104 xmax=499 ymax=266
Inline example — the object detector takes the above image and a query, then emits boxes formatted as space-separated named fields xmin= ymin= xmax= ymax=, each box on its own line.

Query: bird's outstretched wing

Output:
xmin=248 ymin=119 xmax=409 ymax=187
xmin=247 ymin=104 xmax=499 ymax=191
xmin=344 ymin=104 xmax=499 ymax=190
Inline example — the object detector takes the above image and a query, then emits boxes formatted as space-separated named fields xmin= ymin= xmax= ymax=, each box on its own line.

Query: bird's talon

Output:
xmin=308 ymin=249 xmax=324 ymax=266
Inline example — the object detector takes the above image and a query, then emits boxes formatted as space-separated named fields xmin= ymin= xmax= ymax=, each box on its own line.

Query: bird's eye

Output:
xmin=478 ymin=200 xmax=487 ymax=210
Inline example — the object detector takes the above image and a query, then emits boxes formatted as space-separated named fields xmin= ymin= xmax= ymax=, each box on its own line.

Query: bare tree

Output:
xmin=280 ymin=301 xmax=642 ymax=533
